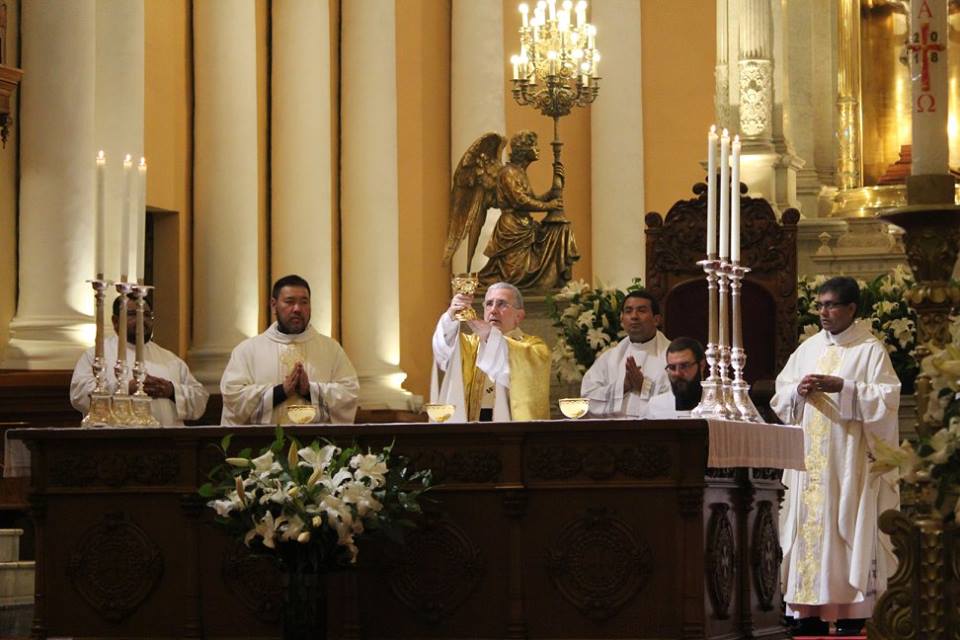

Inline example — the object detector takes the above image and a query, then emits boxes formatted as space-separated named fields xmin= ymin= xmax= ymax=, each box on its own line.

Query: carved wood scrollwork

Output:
xmin=66 ymin=512 xmax=164 ymax=622
xmin=706 ymin=503 xmax=736 ymax=619
xmin=221 ymin=541 xmax=283 ymax=623
xmin=866 ymin=510 xmax=918 ymax=640
xmin=751 ymin=501 xmax=781 ymax=611
xmin=546 ymin=507 xmax=653 ymax=621
xmin=385 ymin=519 xmax=484 ymax=622
xmin=645 ymin=184 xmax=799 ymax=374
xmin=527 ymin=443 xmax=671 ymax=480
xmin=49 ymin=451 xmax=180 ymax=487
xmin=409 ymin=449 xmax=501 ymax=484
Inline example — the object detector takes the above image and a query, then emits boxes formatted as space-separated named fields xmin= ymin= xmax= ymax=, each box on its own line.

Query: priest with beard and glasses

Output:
xmin=580 ymin=289 xmax=671 ymax=418
xmin=220 ymin=274 xmax=359 ymax=425
xmin=646 ymin=337 xmax=706 ymax=419
xmin=70 ymin=295 xmax=209 ymax=425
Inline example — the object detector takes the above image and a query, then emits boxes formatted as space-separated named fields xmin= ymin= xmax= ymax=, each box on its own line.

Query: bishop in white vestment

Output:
xmin=581 ymin=290 xmax=671 ymax=418
xmin=771 ymin=277 xmax=899 ymax=628
xmin=220 ymin=275 xmax=359 ymax=425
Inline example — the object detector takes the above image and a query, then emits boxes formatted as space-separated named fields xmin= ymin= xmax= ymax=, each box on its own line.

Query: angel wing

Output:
xmin=443 ymin=132 xmax=506 ymax=269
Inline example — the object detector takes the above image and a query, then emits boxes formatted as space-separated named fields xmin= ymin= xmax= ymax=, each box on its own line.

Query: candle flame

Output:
xmin=139 ymin=157 xmax=147 ymax=170
xmin=123 ymin=154 xmax=133 ymax=166
xmin=96 ymin=150 xmax=106 ymax=163
xmin=710 ymin=124 xmax=717 ymax=134
xmin=519 ymin=3 xmax=528 ymax=13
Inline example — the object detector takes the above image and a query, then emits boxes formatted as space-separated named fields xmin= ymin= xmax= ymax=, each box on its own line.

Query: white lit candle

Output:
xmin=718 ymin=129 xmax=730 ymax=260
xmin=547 ymin=50 xmax=558 ymax=76
xmin=586 ymin=24 xmax=596 ymax=49
xmin=520 ymin=3 xmax=529 ymax=28
xmin=576 ymin=0 xmax=586 ymax=26
xmin=121 ymin=154 xmax=133 ymax=281
xmin=95 ymin=151 xmax=106 ymax=277
xmin=548 ymin=0 xmax=556 ymax=21
xmin=706 ymin=126 xmax=717 ymax=256
xmin=136 ymin=157 xmax=147 ymax=282
xmin=511 ymin=55 xmax=520 ymax=80
xmin=591 ymin=51 xmax=600 ymax=77
xmin=730 ymin=136 xmax=742 ymax=263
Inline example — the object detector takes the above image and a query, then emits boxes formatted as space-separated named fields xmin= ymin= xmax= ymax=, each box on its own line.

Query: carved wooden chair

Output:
xmin=645 ymin=183 xmax=800 ymax=417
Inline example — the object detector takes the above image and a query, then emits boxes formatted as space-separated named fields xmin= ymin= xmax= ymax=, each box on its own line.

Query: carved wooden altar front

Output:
xmin=11 ymin=420 xmax=790 ymax=640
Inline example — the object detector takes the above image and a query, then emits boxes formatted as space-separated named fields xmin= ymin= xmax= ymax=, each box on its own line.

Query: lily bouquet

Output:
xmin=200 ymin=428 xmax=431 ymax=567
xmin=872 ymin=418 xmax=960 ymax=519
xmin=547 ymin=278 xmax=645 ymax=384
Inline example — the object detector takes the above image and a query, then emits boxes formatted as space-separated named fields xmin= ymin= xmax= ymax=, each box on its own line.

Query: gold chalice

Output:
xmin=451 ymin=272 xmax=479 ymax=321
xmin=423 ymin=403 xmax=455 ymax=423
xmin=286 ymin=404 xmax=318 ymax=425
xmin=558 ymin=397 xmax=589 ymax=419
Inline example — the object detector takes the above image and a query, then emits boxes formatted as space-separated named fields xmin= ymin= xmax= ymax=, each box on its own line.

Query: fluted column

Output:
xmin=738 ymin=0 xmax=773 ymax=143
xmin=272 ymin=0 xmax=334 ymax=336
xmin=591 ymin=0 xmax=644 ymax=287
xmin=450 ymin=0 xmax=505 ymax=274
xmin=836 ymin=0 xmax=862 ymax=190
xmin=341 ymin=0 xmax=416 ymax=410
xmin=2 ymin=1 xmax=97 ymax=369
xmin=189 ymin=0 xmax=260 ymax=385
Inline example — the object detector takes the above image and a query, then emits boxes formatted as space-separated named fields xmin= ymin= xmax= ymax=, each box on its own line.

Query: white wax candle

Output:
xmin=121 ymin=154 xmax=133 ymax=281
xmin=520 ymin=3 xmax=529 ymax=27
xmin=95 ymin=151 xmax=106 ymax=277
xmin=706 ymin=126 xmax=717 ymax=256
xmin=548 ymin=0 xmax=556 ymax=21
xmin=718 ymin=130 xmax=730 ymax=260
xmin=511 ymin=55 xmax=519 ymax=80
xmin=136 ymin=158 xmax=147 ymax=282
xmin=730 ymin=136 xmax=742 ymax=263
xmin=576 ymin=0 xmax=586 ymax=27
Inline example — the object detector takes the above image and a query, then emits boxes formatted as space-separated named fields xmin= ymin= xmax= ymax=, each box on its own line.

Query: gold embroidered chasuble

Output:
xmin=770 ymin=320 xmax=900 ymax=620
xmin=457 ymin=330 xmax=551 ymax=421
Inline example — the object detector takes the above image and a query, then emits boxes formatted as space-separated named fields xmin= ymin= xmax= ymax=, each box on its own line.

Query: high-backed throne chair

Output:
xmin=645 ymin=182 xmax=800 ymax=416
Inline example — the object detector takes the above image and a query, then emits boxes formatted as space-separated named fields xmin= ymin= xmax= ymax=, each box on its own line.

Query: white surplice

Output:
xmin=770 ymin=320 xmax=900 ymax=622
xmin=70 ymin=335 xmax=209 ymax=426
xmin=220 ymin=323 xmax=359 ymax=425
xmin=580 ymin=332 xmax=671 ymax=418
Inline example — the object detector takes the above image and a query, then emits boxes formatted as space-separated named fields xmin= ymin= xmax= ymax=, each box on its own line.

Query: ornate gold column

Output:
xmin=715 ymin=0 xmax=730 ymax=130
xmin=836 ymin=0 xmax=863 ymax=191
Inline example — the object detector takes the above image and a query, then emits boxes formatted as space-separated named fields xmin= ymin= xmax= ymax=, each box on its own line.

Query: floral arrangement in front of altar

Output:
xmin=199 ymin=428 xmax=432 ymax=566
xmin=547 ymin=278 xmax=645 ymax=383
xmin=797 ymin=265 xmax=918 ymax=391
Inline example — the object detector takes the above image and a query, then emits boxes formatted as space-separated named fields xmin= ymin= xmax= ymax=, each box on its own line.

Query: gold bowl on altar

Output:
xmin=286 ymin=404 xmax=318 ymax=425
xmin=558 ymin=397 xmax=589 ymax=419
xmin=423 ymin=403 xmax=455 ymax=423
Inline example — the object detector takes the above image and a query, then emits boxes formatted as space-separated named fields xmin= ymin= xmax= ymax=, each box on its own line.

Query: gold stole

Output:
xmin=458 ymin=332 xmax=551 ymax=421
xmin=794 ymin=344 xmax=843 ymax=604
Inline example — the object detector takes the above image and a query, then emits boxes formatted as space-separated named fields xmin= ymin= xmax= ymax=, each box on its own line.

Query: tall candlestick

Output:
xmin=121 ymin=154 xmax=133 ymax=281
xmin=718 ymin=129 xmax=730 ymax=260
xmin=730 ymin=136 xmax=742 ymax=263
xmin=136 ymin=158 xmax=147 ymax=282
xmin=95 ymin=151 xmax=106 ymax=277
xmin=575 ymin=0 xmax=586 ymax=27
xmin=520 ymin=3 xmax=529 ymax=27
xmin=706 ymin=126 xmax=717 ymax=256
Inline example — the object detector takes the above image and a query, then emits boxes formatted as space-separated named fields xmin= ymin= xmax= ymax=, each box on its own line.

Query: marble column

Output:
xmin=450 ymin=0 xmax=505 ymax=275
xmin=272 ymin=0 xmax=334 ymax=336
xmin=2 ymin=1 xmax=97 ymax=369
xmin=715 ymin=0 xmax=731 ymax=130
xmin=189 ymin=0 xmax=260 ymax=386
xmin=738 ymin=0 xmax=773 ymax=143
xmin=341 ymin=0 xmax=416 ymax=410
xmin=591 ymin=0 xmax=644 ymax=288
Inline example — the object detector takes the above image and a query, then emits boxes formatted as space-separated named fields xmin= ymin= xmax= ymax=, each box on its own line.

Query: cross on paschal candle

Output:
xmin=907 ymin=22 xmax=944 ymax=96
xmin=909 ymin=0 xmax=949 ymax=177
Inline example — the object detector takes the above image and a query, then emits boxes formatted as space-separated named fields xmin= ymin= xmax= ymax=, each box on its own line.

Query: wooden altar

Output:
xmin=10 ymin=419 xmax=799 ymax=640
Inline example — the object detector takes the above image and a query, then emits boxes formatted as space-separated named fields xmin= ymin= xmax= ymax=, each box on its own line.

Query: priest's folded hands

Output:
xmin=796 ymin=373 xmax=844 ymax=396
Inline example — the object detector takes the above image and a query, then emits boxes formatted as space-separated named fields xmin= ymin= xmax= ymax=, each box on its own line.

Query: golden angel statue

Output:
xmin=443 ymin=130 xmax=580 ymax=291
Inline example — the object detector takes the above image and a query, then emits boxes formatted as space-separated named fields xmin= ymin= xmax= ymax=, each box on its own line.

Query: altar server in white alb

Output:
xmin=70 ymin=296 xmax=209 ymax=425
xmin=580 ymin=290 xmax=671 ymax=418
xmin=220 ymin=275 xmax=359 ymax=425
xmin=771 ymin=276 xmax=900 ymax=637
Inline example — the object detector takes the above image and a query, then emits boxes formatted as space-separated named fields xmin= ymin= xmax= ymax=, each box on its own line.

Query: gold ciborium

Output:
xmin=286 ymin=404 xmax=318 ymax=425
xmin=451 ymin=272 xmax=479 ymax=321
xmin=423 ymin=403 xmax=455 ymax=423
xmin=558 ymin=397 xmax=589 ymax=419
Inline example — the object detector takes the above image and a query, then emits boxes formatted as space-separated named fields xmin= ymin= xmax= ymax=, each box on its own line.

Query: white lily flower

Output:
xmin=225 ymin=457 xmax=250 ymax=468
xmin=586 ymin=327 xmax=609 ymax=350
xmin=298 ymin=444 xmax=339 ymax=471
xmin=350 ymin=453 xmax=387 ymax=487
xmin=251 ymin=450 xmax=281 ymax=475
xmin=243 ymin=511 xmax=287 ymax=549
